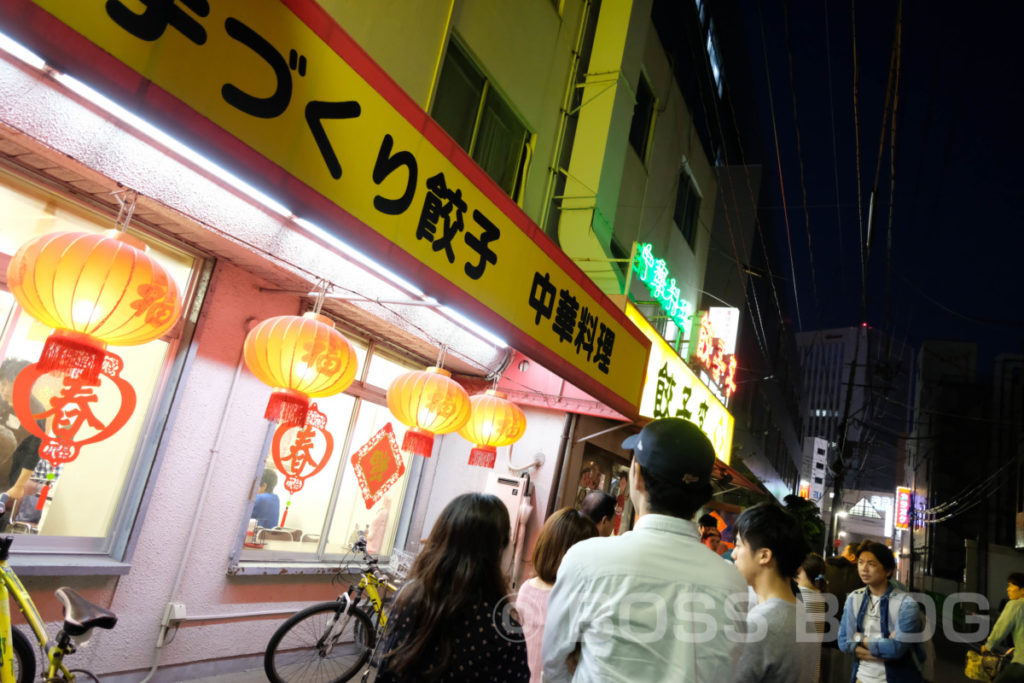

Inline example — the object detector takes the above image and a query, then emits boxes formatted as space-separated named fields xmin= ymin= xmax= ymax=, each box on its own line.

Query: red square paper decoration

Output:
xmin=351 ymin=422 xmax=406 ymax=509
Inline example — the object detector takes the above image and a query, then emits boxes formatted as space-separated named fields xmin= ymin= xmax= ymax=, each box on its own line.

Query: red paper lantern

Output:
xmin=6 ymin=230 xmax=182 ymax=383
xmin=458 ymin=390 xmax=527 ymax=468
xmin=243 ymin=312 xmax=358 ymax=426
xmin=386 ymin=367 xmax=470 ymax=458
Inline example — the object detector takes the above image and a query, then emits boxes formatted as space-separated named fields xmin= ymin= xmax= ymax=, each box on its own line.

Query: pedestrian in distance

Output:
xmin=732 ymin=503 xmax=818 ymax=682
xmin=376 ymin=492 xmax=529 ymax=682
xmin=701 ymin=525 xmax=727 ymax=555
xmin=579 ymin=489 xmax=616 ymax=537
xmin=542 ymin=417 xmax=747 ymax=681
xmin=823 ymin=542 xmax=862 ymax=682
xmin=516 ymin=508 xmax=597 ymax=683
xmin=797 ymin=552 xmax=831 ymax=683
xmin=838 ymin=541 xmax=926 ymax=683
xmin=982 ymin=572 xmax=1024 ymax=682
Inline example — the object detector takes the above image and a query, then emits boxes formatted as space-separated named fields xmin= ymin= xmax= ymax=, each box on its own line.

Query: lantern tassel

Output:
xmin=39 ymin=333 xmax=105 ymax=383
xmin=266 ymin=391 xmax=308 ymax=426
xmin=280 ymin=498 xmax=291 ymax=527
xmin=402 ymin=430 xmax=435 ymax=458
xmin=468 ymin=446 xmax=498 ymax=468
xmin=36 ymin=485 xmax=50 ymax=511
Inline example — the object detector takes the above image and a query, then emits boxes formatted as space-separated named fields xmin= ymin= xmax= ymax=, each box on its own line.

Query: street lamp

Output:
xmin=832 ymin=510 xmax=848 ymax=553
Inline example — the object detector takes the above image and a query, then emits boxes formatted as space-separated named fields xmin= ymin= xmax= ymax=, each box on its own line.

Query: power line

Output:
xmin=720 ymin=103 xmax=786 ymax=329
xmin=757 ymin=0 xmax=803 ymax=330
xmin=822 ymin=0 xmax=846 ymax=295
xmin=850 ymin=0 xmax=867 ymax=317
xmin=883 ymin=0 xmax=903 ymax=333
xmin=899 ymin=274 xmax=1024 ymax=328
xmin=782 ymin=0 xmax=821 ymax=320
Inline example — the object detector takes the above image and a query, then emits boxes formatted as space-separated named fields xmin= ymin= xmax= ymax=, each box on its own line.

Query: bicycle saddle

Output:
xmin=55 ymin=587 xmax=118 ymax=636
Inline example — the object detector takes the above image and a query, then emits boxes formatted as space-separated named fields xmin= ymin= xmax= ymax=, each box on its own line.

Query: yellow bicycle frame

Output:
xmin=358 ymin=573 xmax=389 ymax=630
xmin=0 ymin=562 xmax=73 ymax=682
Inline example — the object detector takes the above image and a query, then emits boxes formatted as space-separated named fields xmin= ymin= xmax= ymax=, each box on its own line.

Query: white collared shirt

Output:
xmin=541 ymin=514 xmax=748 ymax=682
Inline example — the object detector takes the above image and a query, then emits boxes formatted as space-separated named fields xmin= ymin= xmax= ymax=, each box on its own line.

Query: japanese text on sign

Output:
xmin=633 ymin=242 xmax=694 ymax=341
xmin=895 ymin=486 xmax=912 ymax=530
xmin=693 ymin=311 xmax=738 ymax=400
xmin=27 ymin=0 xmax=649 ymax=409
xmin=626 ymin=304 xmax=733 ymax=464
xmin=528 ymin=271 xmax=616 ymax=375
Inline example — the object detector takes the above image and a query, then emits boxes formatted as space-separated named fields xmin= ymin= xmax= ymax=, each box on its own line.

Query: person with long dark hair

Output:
xmin=376 ymin=492 xmax=529 ymax=682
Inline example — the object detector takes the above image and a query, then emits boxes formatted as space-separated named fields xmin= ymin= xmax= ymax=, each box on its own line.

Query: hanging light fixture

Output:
xmin=243 ymin=302 xmax=358 ymax=426
xmin=458 ymin=390 xmax=527 ymax=468
xmin=386 ymin=351 xmax=471 ymax=458
xmin=5 ymin=193 xmax=182 ymax=383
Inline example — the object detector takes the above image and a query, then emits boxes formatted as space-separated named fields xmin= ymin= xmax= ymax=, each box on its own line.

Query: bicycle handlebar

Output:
xmin=348 ymin=529 xmax=394 ymax=584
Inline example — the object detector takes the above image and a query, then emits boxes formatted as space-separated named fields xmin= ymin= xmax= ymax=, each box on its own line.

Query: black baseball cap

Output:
xmin=621 ymin=418 xmax=716 ymax=487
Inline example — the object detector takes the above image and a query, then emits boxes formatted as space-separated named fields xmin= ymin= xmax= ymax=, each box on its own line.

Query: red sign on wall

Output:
xmin=895 ymin=486 xmax=912 ymax=530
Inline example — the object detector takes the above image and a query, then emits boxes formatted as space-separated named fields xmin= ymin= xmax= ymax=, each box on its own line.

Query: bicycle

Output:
xmin=264 ymin=531 xmax=406 ymax=683
xmin=0 ymin=493 xmax=118 ymax=682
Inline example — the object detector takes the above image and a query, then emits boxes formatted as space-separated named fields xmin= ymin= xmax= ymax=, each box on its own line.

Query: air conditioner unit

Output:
xmin=484 ymin=472 xmax=533 ymax=587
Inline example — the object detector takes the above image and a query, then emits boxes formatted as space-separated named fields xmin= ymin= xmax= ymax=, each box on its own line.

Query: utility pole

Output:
xmin=826 ymin=326 xmax=864 ymax=556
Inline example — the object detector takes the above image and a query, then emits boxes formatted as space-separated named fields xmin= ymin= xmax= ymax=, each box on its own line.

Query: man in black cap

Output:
xmin=542 ymin=418 xmax=747 ymax=681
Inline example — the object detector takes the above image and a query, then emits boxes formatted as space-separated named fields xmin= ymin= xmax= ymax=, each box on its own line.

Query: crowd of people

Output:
xmin=368 ymin=417 xmax=1015 ymax=681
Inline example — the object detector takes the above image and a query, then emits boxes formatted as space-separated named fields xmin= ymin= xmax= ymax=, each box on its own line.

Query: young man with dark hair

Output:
xmin=543 ymin=418 xmax=747 ymax=681
xmin=579 ymin=489 xmax=616 ymax=537
xmin=839 ymin=541 xmax=925 ymax=682
xmin=251 ymin=468 xmax=281 ymax=529
xmin=983 ymin=572 xmax=1024 ymax=681
xmin=732 ymin=502 xmax=818 ymax=682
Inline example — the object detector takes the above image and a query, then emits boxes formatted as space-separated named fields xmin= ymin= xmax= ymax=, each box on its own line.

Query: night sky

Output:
xmin=740 ymin=0 xmax=1024 ymax=371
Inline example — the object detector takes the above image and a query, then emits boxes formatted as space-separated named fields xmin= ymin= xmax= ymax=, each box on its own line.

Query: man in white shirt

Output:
xmin=542 ymin=418 xmax=747 ymax=682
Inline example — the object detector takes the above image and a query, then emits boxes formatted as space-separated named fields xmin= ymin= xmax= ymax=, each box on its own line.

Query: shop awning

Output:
xmin=712 ymin=461 xmax=764 ymax=494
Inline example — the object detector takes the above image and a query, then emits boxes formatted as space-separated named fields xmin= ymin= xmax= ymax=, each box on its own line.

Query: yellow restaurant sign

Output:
xmin=625 ymin=303 xmax=734 ymax=465
xmin=13 ymin=0 xmax=648 ymax=413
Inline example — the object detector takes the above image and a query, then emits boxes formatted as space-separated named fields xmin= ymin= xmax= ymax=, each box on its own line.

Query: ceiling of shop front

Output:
xmin=0 ymin=126 xmax=503 ymax=379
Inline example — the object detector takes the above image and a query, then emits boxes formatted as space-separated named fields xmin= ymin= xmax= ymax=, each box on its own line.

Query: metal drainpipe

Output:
xmin=547 ymin=413 xmax=577 ymax=518
xmin=139 ymin=316 xmax=256 ymax=683
xmin=538 ymin=0 xmax=593 ymax=233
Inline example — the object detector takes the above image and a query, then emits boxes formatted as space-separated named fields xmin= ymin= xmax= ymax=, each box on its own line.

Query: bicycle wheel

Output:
xmin=10 ymin=626 xmax=36 ymax=683
xmin=264 ymin=601 xmax=375 ymax=683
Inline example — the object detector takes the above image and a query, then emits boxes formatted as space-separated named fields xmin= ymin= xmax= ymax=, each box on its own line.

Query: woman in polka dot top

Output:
xmin=376 ymin=493 xmax=530 ymax=682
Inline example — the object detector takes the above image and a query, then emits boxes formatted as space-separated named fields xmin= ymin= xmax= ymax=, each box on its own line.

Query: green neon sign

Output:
xmin=632 ymin=242 xmax=694 ymax=336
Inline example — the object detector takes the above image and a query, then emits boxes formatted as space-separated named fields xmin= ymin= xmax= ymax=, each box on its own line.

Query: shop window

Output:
xmin=237 ymin=344 xmax=418 ymax=565
xmin=432 ymin=38 xmax=531 ymax=200
xmin=0 ymin=175 xmax=203 ymax=557
xmin=628 ymin=73 xmax=656 ymax=161
xmin=673 ymin=170 xmax=701 ymax=249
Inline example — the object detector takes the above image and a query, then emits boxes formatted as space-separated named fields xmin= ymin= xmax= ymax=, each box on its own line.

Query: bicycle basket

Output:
xmin=965 ymin=649 xmax=1009 ymax=681
xmin=389 ymin=549 xmax=416 ymax=582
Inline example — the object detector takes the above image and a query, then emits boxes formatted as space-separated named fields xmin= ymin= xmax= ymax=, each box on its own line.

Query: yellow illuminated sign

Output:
xmin=625 ymin=304 xmax=734 ymax=465
xmin=25 ymin=0 xmax=648 ymax=410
